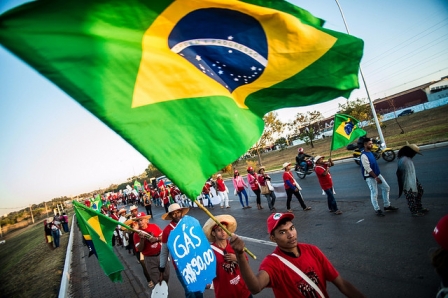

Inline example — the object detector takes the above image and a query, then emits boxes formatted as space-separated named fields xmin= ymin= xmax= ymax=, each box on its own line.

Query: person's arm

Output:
xmin=230 ymin=234 xmax=270 ymax=294
xmin=360 ymin=154 xmax=381 ymax=183
xmin=158 ymin=242 xmax=170 ymax=283
xmin=285 ymin=179 xmax=295 ymax=189
xmin=332 ymin=276 xmax=366 ymax=298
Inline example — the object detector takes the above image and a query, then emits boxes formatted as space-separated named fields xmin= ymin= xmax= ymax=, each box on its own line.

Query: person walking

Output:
xmin=61 ymin=212 xmax=70 ymax=233
xmin=282 ymin=162 xmax=311 ymax=213
xmin=396 ymin=143 xmax=427 ymax=217
xmin=50 ymin=218 xmax=61 ymax=248
xmin=247 ymin=166 xmax=263 ymax=209
xmin=44 ymin=218 xmax=54 ymax=250
xmin=133 ymin=211 xmax=170 ymax=289
xmin=202 ymin=181 xmax=214 ymax=209
xmin=361 ymin=137 xmax=398 ymax=216
xmin=232 ymin=170 xmax=251 ymax=209
xmin=216 ymin=174 xmax=230 ymax=208
xmin=229 ymin=213 xmax=366 ymax=298
xmin=258 ymin=167 xmax=276 ymax=212
xmin=314 ymin=156 xmax=342 ymax=215
xmin=143 ymin=191 xmax=153 ymax=218
xmin=159 ymin=203 xmax=203 ymax=298
xmin=202 ymin=215 xmax=252 ymax=298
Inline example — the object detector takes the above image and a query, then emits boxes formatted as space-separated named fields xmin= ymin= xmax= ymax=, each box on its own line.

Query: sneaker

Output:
xmin=220 ymin=206 xmax=224 ymax=209
xmin=287 ymin=209 xmax=293 ymax=213
xmin=226 ymin=206 xmax=231 ymax=208
xmin=334 ymin=210 xmax=343 ymax=215
xmin=417 ymin=208 xmax=429 ymax=213
xmin=375 ymin=210 xmax=385 ymax=216
xmin=384 ymin=206 xmax=399 ymax=211
xmin=247 ymin=205 xmax=252 ymax=208
xmin=412 ymin=212 xmax=425 ymax=217
xmin=303 ymin=207 xmax=312 ymax=211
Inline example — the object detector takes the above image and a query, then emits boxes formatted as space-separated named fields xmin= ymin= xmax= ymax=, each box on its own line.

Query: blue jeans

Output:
xmin=365 ymin=175 xmax=391 ymax=211
xmin=264 ymin=191 xmax=276 ymax=210
xmin=51 ymin=229 xmax=60 ymax=248
xmin=203 ymin=194 xmax=213 ymax=207
xmin=237 ymin=189 xmax=249 ymax=207
xmin=300 ymin=161 xmax=307 ymax=172
xmin=324 ymin=188 xmax=338 ymax=212
xmin=175 ymin=266 xmax=203 ymax=298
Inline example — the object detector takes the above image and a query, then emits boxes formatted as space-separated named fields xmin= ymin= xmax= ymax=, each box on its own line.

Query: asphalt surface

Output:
xmin=68 ymin=144 xmax=448 ymax=298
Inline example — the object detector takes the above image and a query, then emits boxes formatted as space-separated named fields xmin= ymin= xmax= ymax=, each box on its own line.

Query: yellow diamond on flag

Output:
xmin=87 ymin=216 xmax=107 ymax=243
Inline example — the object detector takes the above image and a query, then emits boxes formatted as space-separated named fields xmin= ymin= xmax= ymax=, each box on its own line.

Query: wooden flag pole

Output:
xmin=195 ymin=200 xmax=257 ymax=260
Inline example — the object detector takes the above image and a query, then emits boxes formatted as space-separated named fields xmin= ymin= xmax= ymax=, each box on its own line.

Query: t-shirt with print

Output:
xmin=260 ymin=243 xmax=339 ymax=298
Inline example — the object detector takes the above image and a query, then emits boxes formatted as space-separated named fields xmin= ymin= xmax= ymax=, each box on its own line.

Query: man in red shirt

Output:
xmin=314 ymin=156 xmax=342 ymax=215
xmin=282 ymin=162 xmax=311 ymax=213
xmin=216 ymin=174 xmax=230 ymax=208
xmin=133 ymin=211 xmax=170 ymax=288
xmin=230 ymin=213 xmax=365 ymax=298
xmin=203 ymin=215 xmax=252 ymax=298
xmin=202 ymin=181 xmax=214 ymax=209
xmin=158 ymin=204 xmax=204 ymax=297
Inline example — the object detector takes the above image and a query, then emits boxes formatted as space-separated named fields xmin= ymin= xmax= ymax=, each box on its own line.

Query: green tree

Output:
xmin=338 ymin=98 xmax=373 ymax=122
xmin=288 ymin=111 xmax=323 ymax=148
xmin=250 ymin=112 xmax=285 ymax=166
xmin=144 ymin=163 xmax=163 ymax=180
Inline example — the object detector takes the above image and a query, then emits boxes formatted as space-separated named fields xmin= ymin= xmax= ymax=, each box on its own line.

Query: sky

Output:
xmin=1 ymin=0 xmax=447 ymax=214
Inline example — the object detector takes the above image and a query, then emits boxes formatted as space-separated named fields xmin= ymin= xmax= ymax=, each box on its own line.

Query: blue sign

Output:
xmin=167 ymin=215 xmax=216 ymax=292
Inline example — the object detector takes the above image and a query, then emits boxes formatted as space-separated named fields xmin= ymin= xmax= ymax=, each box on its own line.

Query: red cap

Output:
xmin=433 ymin=214 xmax=448 ymax=250
xmin=267 ymin=213 xmax=294 ymax=234
xmin=247 ymin=166 xmax=254 ymax=172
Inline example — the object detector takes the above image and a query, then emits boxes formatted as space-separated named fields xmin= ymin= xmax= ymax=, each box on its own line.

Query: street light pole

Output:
xmin=334 ymin=0 xmax=387 ymax=146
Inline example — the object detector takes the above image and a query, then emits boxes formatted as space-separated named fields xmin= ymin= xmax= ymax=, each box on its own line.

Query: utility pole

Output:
xmin=334 ymin=0 xmax=387 ymax=146
xmin=29 ymin=205 xmax=35 ymax=224
xmin=45 ymin=202 xmax=49 ymax=217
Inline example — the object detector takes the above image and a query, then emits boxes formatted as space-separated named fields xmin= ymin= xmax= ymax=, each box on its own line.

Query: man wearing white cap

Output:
xmin=282 ymin=162 xmax=311 ymax=212
xmin=314 ymin=156 xmax=342 ymax=215
xmin=158 ymin=204 xmax=203 ymax=297
xmin=230 ymin=213 xmax=366 ymax=298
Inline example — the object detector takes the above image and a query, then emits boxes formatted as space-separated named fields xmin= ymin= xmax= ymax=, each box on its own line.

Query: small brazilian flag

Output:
xmin=73 ymin=200 xmax=124 ymax=282
xmin=331 ymin=114 xmax=367 ymax=150
xmin=0 ymin=0 xmax=363 ymax=200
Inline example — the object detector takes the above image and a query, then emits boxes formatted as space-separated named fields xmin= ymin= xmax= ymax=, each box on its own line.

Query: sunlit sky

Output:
xmin=1 ymin=0 xmax=447 ymax=214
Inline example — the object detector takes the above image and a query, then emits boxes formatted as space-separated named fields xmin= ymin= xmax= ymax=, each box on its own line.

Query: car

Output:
xmin=397 ymin=109 xmax=414 ymax=117
xmin=156 ymin=175 xmax=172 ymax=187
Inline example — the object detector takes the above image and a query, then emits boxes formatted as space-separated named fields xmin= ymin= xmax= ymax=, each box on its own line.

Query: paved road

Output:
xmin=69 ymin=145 xmax=448 ymax=297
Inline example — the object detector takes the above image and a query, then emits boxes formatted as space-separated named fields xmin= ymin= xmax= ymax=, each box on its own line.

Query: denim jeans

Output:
xmin=264 ymin=191 xmax=276 ymax=210
xmin=324 ymin=188 xmax=338 ymax=212
xmin=365 ymin=175 xmax=391 ymax=211
xmin=51 ymin=229 xmax=60 ymax=248
xmin=237 ymin=189 xmax=249 ymax=207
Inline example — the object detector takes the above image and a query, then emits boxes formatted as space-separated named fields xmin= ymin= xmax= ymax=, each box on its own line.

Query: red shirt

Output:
xmin=216 ymin=179 xmax=226 ymax=192
xmin=247 ymin=173 xmax=259 ymax=190
xmin=160 ymin=189 xmax=170 ymax=204
xmin=202 ymin=184 xmax=211 ymax=194
xmin=260 ymin=244 xmax=339 ymax=298
xmin=315 ymin=164 xmax=333 ymax=190
xmin=211 ymin=241 xmax=251 ymax=298
xmin=282 ymin=171 xmax=296 ymax=189
xmin=133 ymin=224 xmax=162 ymax=256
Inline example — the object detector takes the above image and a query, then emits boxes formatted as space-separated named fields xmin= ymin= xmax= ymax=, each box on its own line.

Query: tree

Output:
xmin=250 ymin=112 xmax=285 ymax=166
xmin=288 ymin=111 xmax=323 ymax=148
xmin=338 ymin=98 xmax=373 ymax=122
xmin=274 ymin=137 xmax=288 ymax=150
xmin=144 ymin=163 xmax=163 ymax=179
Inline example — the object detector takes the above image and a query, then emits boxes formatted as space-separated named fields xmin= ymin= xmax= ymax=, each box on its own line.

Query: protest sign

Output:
xmin=167 ymin=215 xmax=216 ymax=292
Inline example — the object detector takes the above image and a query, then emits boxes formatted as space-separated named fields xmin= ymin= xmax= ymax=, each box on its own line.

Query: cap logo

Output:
xmin=273 ymin=213 xmax=282 ymax=220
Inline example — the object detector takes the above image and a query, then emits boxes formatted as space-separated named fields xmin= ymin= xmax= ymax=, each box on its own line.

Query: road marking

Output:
xmin=356 ymin=219 xmax=365 ymax=223
xmin=240 ymin=236 xmax=277 ymax=247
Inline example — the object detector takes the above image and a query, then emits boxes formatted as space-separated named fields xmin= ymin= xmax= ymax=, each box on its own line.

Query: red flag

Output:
xmin=144 ymin=180 xmax=149 ymax=192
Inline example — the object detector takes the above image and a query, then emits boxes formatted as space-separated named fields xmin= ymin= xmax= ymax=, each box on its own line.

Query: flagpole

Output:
xmin=334 ymin=0 xmax=387 ymax=147
xmin=195 ymin=200 xmax=257 ymax=260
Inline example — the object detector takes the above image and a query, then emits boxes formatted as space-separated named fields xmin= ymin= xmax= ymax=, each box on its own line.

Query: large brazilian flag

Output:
xmin=0 ymin=0 xmax=364 ymax=200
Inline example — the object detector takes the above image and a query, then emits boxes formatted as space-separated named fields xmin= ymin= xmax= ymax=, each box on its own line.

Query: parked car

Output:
xmin=397 ymin=109 xmax=414 ymax=117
